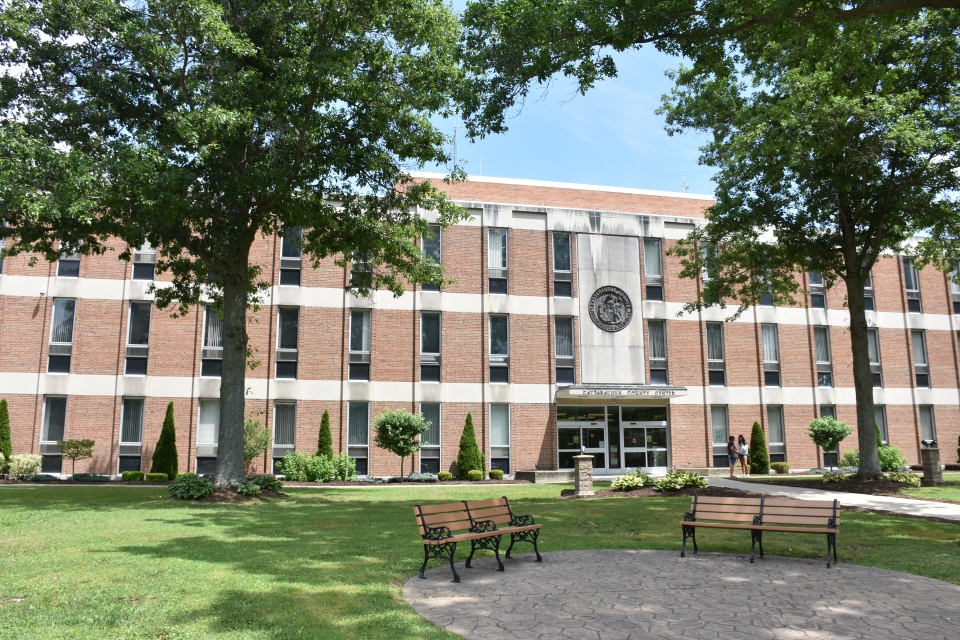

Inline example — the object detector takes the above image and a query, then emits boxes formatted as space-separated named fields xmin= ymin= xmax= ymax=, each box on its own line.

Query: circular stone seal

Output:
xmin=588 ymin=286 xmax=633 ymax=332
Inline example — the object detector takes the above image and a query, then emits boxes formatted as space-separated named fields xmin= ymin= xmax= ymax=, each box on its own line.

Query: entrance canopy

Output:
xmin=556 ymin=384 xmax=687 ymax=403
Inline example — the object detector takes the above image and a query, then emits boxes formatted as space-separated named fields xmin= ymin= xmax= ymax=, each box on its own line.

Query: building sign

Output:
xmin=558 ymin=385 xmax=687 ymax=399
xmin=588 ymin=286 xmax=633 ymax=332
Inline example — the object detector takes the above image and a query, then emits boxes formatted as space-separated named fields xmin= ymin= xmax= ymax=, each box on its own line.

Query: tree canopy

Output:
xmin=372 ymin=408 xmax=431 ymax=477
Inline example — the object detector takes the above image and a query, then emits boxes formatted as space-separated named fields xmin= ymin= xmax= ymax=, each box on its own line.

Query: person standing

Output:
xmin=727 ymin=436 xmax=738 ymax=478
xmin=737 ymin=434 xmax=750 ymax=477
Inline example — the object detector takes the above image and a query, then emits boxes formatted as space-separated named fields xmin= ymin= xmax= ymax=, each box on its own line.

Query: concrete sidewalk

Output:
xmin=710 ymin=476 xmax=960 ymax=523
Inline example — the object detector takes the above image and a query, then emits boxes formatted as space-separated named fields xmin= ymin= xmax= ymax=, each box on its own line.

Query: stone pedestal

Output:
xmin=573 ymin=455 xmax=594 ymax=496
xmin=920 ymin=448 xmax=944 ymax=486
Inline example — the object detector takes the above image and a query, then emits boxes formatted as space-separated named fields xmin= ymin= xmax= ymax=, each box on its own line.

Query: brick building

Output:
xmin=1 ymin=174 xmax=957 ymax=476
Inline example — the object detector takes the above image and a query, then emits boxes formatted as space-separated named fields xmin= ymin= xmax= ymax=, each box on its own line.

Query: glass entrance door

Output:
xmin=557 ymin=405 xmax=668 ymax=474
xmin=557 ymin=406 xmax=607 ymax=471
xmin=620 ymin=406 xmax=669 ymax=472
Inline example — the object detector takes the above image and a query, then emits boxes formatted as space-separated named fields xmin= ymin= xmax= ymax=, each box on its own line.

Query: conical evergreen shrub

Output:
xmin=150 ymin=403 xmax=179 ymax=479
xmin=0 ymin=399 xmax=12 ymax=469
xmin=456 ymin=413 xmax=485 ymax=480
xmin=317 ymin=410 xmax=334 ymax=459
xmin=748 ymin=421 xmax=770 ymax=474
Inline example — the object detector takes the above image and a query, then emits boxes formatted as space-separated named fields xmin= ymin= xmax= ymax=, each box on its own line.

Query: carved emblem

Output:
xmin=588 ymin=286 xmax=633 ymax=332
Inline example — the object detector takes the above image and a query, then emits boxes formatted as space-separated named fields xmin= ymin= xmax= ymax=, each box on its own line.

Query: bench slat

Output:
xmin=762 ymin=506 xmax=836 ymax=517
xmin=465 ymin=498 xmax=507 ymax=510
xmin=693 ymin=512 xmax=758 ymax=523
xmin=421 ymin=511 xmax=470 ymax=526
xmin=417 ymin=502 xmax=468 ymax=516
xmin=754 ymin=525 xmax=837 ymax=534
xmin=694 ymin=505 xmax=761 ymax=515
xmin=690 ymin=497 xmax=764 ymax=506
xmin=764 ymin=499 xmax=838 ymax=509
xmin=762 ymin=515 xmax=838 ymax=526
xmin=468 ymin=506 xmax=511 ymax=518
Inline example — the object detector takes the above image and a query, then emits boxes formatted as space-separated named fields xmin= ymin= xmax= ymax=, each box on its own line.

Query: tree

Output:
xmin=243 ymin=414 xmax=271 ymax=474
xmin=807 ymin=418 xmax=853 ymax=471
xmin=748 ymin=421 xmax=769 ymax=475
xmin=57 ymin=439 xmax=95 ymax=476
xmin=456 ymin=413 xmax=485 ymax=480
xmin=372 ymin=408 xmax=431 ymax=477
xmin=317 ymin=411 xmax=334 ymax=459
xmin=0 ymin=0 xmax=468 ymax=486
xmin=151 ymin=403 xmax=179 ymax=480
xmin=0 ymin=399 xmax=11 ymax=470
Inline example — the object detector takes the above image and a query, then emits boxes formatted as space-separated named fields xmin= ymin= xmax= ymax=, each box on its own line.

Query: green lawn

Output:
xmin=2 ymin=485 xmax=960 ymax=640
xmin=902 ymin=473 xmax=960 ymax=502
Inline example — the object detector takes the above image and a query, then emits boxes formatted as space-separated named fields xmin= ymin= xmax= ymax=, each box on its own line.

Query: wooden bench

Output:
xmin=413 ymin=496 xmax=542 ymax=582
xmin=680 ymin=495 xmax=840 ymax=567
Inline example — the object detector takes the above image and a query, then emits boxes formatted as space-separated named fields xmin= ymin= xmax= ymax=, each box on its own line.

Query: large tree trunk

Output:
xmin=215 ymin=262 xmax=251 ymax=487
xmin=845 ymin=271 xmax=883 ymax=479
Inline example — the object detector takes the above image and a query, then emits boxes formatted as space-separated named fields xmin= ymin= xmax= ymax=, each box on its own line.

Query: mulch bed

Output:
xmin=198 ymin=489 xmax=286 ymax=503
xmin=284 ymin=479 xmax=533 ymax=487
xmin=560 ymin=485 xmax=762 ymax=499
xmin=744 ymin=477 xmax=921 ymax=497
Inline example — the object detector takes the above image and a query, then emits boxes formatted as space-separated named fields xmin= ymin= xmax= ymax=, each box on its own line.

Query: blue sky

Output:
xmin=423 ymin=44 xmax=716 ymax=196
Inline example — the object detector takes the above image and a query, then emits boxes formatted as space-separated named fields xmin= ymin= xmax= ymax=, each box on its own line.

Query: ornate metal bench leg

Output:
xmin=419 ymin=544 xmax=430 ymax=579
xmin=750 ymin=530 xmax=759 ymax=563
xmin=465 ymin=539 xmax=476 ymax=568
xmin=757 ymin=532 xmax=762 ymax=559
xmin=681 ymin=525 xmax=691 ymax=558
xmin=447 ymin=542 xmax=460 ymax=583
xmin=505 ymin=535 xmax=515 ymax=559
xmin=826 ymin=533 xmax=836 ymax=568
xmin=494 ymin=535 xmax=505 ymax=571
xmin=532 ymin=529 xmax=542 ymax=562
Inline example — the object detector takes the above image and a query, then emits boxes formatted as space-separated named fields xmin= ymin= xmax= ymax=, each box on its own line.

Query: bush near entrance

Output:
xmin=749 ymin=421 xmax=770 ymax=475
xmin=150 ymin=403 xmax=178 ymax=481
xmin=456 ymin=413 xmax=485 ymax=480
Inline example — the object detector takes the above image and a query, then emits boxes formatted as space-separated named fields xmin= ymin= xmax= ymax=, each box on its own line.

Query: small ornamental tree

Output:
xmin=317 ymin=411 xmax=334 ymax=459
xmin=748 ymin=421 xmax=770 ymax=475
xmin=57 ymin=439 xmax=95 ymax=476
xmin=243 ymin=414 xmax=271 ymax=473
xmin=150 ymin=403 xmax=179 ymax=480
xmin=0 ymin=398 xmax=12 ymax=471
xmin=807 ymin=417 xmax=853 ymax=471
xmin=373 ymin=408 xmax=430 ymax=477
xmin=457 ymin=413 xmax=485 ymax=480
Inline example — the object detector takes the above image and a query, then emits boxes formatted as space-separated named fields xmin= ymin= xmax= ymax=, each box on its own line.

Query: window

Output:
xmin=118 ymin=398 xmax=144 ymax=473
xmin=125 ymin=302 xmax=151 ymax=375
xmin=348 ymin=401 xmax=369 ymax=475
xmin=490 ymin=404 xmax=510 ymax=474
xmin=644 ymin=238 xmax=663 ymax=301
xmin=57 ymin=244 xmax=80 ymax=277
xmin=273 ymin=402 xmax=296 ymax=473
xmin=555 ymin=317 xmax=575 ymax=384
xmin=489 ymin=314 xmax=509 ymax=383
xmin=920 ymin=406 xmax=936 ymax=443
xmin=700 ymin=243 xmax=717 ymax=283
xmin=903 ymin=257 xmax=921 ymax=313
xmin=814 ymin=326 xmax=832 ymax=387
xmin=875 ymin=406 xmax=888 ymax=444
xmin=951 ymin=264 xmax=960 ymax=314
xmin=706 ymin=322 xmax=725 ymax=386
xmin=349 ymin=252 xmax=372 ymax=289
xmin=132 ymin=241 xmax=156 ymax=281
xmin=48 ymin=298 xmax=76 ymax=374
xmin=196 ymin=399 xmax=220 ymax=474
xmin=761 ymin=324 xmax=780 ymax=387
xmin=809 ymin=272 xmax=826 ymax=309
xmin=41 ymin=396 xmax=67 ymax=473
xmin=349 ymin=309 xmax=371 ymax=381
xmin=279 ymin=226 xmax=302 ymax=286
xmin=759 ymin=272 xmax=774 ymax=307
xmin=0 ymin=235 xmax=5 ymax=274
xmin=276 ymin=307 xmax=299 ymax=379
xmin=553 ymin=232 xmax=572 ymax=297
xmin=912 ymin=330 xmax=929 ymax=388
xmin=488 ymin=228 xmax=508 ymax=294
xmin=767 ymin=406 xmax=786 ymax=463
xmin=420 ymin=403 xmax=441 ymax=474
xmin=863 ymin=270 xmax=875 ymax=311
xmin=867 ymin=328 xmax=882 ymax=387
xmin=420 ymin=311 xmax=441 ymax=382
xmin=648 ymin=320 xmax=667 ymax=385
xmin=421 ymin=225 xmax=442 ymax=292
xmin=710 ymin=405 xmax=729 ymax=468
xmin=201 ymin=306 xmax=223 ymax=377
xmin=819 ymin=405 xmax=838 ymax=468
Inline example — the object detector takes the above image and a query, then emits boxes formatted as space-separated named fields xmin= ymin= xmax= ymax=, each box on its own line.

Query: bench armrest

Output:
xmin=683 ymin=512 xmax=696 ymax=523
xmin=470 ymin=519 xmax=498 ymax=533
xmin=511 ymin=514 xmax=536 ymax=527
xmin=423 ymin=525 xmax=453 ymax=541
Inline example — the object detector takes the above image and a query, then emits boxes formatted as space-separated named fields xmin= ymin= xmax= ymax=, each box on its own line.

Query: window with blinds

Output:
xmin=912 ymin=330 xmax=929 ymax=387
xmin=555 ymin=317 xmax=575 ymax=384
xmin=875 ymin=406 xmax=888 ymax=444
xmin=863 ymin=270 xmax=875 ymax=311
xmin=814 ymin=326 xmax=832 ymax=387
xmin=420 ymin=311 xmax=441 ymax=382
xmin=867 ymin=328 xmax=882 ymax=387
xmin=903 ymin=257 xmax=921 ymax=313
xmin=421 ymin=225 xmax=442 ymax=292
xmin=553 ymin=232 xmax=572 ymax=297
xmin=819 ymin=405 xmax=839 ymax=467
xmin=280 ymin=226 xmax=302 ymax=286
xmin=201 ymin=305 xmax=223 ymax=377
xmin=57 ymin=244 xmax=80 ymax=277
xmin=125 ymin=302 xmax=151 ymax=376
xmin=710 ymin=405 xmax=729 ymax=468
xmin=647 ymin=320 xmax=667 ymax=385
xmin=0 ymin=235 xmax=5 ymax=274
xmin=767 ymin=406 xmax=786 ymax=462
xmin=349 ymin=309 xmax=371 ymax=380
xmin=706 ymin=322 xmax=725 ymax=386
xmin=489 ymin=315 xmax=509 ymax=383
xmin=272 ymin=402 xmax=296 ymax=473
xmin=118 ymin=398 xmax=144 ymax=472
xmin=951 ymin=264 xmax=960 ymax=314
xmin=920 ymin=406 xmax=936 ymax=443
xmin=420 ymin=403 xmax=441 ymax=474
xmin=761 ymin=324 xmax=780 ymax=386
xmin=132 ymin=241 xmax=156 ymax=281
xmin=643 ymin=238 xmax=663 ymax=301
xmin=40 ymin=396 xmax=67 ymax=473
xmin=196 ymin=399 xmax=220 ymax=473
xmin=276 ymin=307 xmax=299 ymax=379
xmin=488 ymin=228 xmax=508 ymax=294
xmin=48 ymin=299 xmax=76 ymax=374
xmin=490 ymin=404 xmax=510 ymax=474
xmin=348 ymin=402 xmax=369 ymax=475
xmin=809 ymin=272 xmax=825 ymax=308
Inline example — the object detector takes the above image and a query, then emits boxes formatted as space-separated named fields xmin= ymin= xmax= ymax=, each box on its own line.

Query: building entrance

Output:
xmin=557 ymin=405 xmax=669 ymax=474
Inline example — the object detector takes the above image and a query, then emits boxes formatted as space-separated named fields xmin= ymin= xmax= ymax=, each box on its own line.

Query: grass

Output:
xmin=1 ymin=484 xmax=959 ymax=640
xmin=902 ymin=473 xmax=960 ymax=502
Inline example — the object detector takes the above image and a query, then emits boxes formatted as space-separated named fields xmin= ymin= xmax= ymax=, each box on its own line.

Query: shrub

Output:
xmin=122 ymin=471 xmax=145 ymax=481
xmin=0 ymin=451 xmax=4 ymax=476
xmin=437 ymin=471 xmax=452 ymax=481
xmin=840 ymin=450 xmax=860 ymax=468
xmin=748 ymin=421 xmax=770 ymax=475
xmin=806 ymin=417 xmax=852 ymax=469
xmin=654 ymin=471 xmax=707 ymax=492
xmin=243 ymin=414 xmax=271 ymax=473
xmin=145 ymin=472 xmax=168 ymax=483
xmin=307 ymin=453 xmax=336 ymax=482
xmin=332 ymin=453 xmax=357 ymax=481
xmin=281 ymin=450 xmax=311 ymax=481
xmin=770 ymin=462 xmax=790 ymax=475
xmin=283 ymin=451 xmax=342 ymax=482
xmin=168 ymin=473 xmax=214 ymax=499
xmin=24 ymin=474 xmax=59 ymax=482
xmin=71 ymin=473 xmax=109 ymax=483
xmin=0 ymin=399 xmax=12 ymax=471
xmin=612 ymin=470 xmax=650 ymax=491
xmin=317 ymin=410 xmax=334 ymax=459
xmin=457 ymin=413 xmax=485 ymax=480
xmin=250 ymin=475 xmax=284 ymax=492
xmin=467 ymin=469 xmax=483 ymax=481
xmin=373 ymin=408 xmax=431 ymax=477
xmin=236 ymin=481 xmax=262 ymax=497
xmin=488 ymin=469 xmax=504 ymax=480
xmin=57 ymin=439 xmax=95 ymax=475
xmin=878 ymin=446 xmax=908 ymax=472
xmin=8 ymin=453 xmax=42 ymax=479
xmin=821 ymin=471 xmax=848 ymax=482
xmin=150 ymin=403 xmax=178 ymax=481
xmin=405 ymin=472 xmax=439 ymax=483
xmin=886 ymin=471 xmax=921 ymax=487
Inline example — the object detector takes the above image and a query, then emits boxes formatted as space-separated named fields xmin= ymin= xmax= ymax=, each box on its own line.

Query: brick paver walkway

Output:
xmin=404 ymin=550 xmax=960 ymax=639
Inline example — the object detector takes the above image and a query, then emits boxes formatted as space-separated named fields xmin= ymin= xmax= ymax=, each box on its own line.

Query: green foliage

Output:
xmin=71 ymin=473 xmax=109 ymax=483
xmin=23 ymin=474 xmax=59 ymax=483
xmin=457 ymin=413 xmax=485 ymax=480
xmin=467 ymin=470 xmax=483 ymax=481
xmin=249 ymin=475 xmax=284 ymax=492
xmin=280 ymin=451 xmax=336 ymax=483
xmin=56 ymin=439 xmax=95 ymax=475
xmin=403 ymin=473 xmax=438 ymax=483
xmin=373 ymin=408 xmax=431 ymax=476
xmin=877 ymin=425 xmax=884 ymax=451
xmin=243 ymin=415 xmax=271 ymax=464
xmin=488 ymin=469 xmax=504 ymax=480
xmin=150 ymin=403 xmax=178 ymax=481
xmin=121 ymin=471 xmax=145 ymax=482
xmin=654 ymin=471 xmax=708 ymax=492
xmin=807 ymin=418 xmax=853 ymax=467
xmin=333 ymin=453 xmax=358 ymax=482
xmin=280 ymin=451 xmax=311 ymax=481
xmin=611 ymin=470 xmax=651 ymax=491
xmin=236 ymin=482 xmax=262 ymax=497
xmin=879 ymin=446 xmax=908 ymax=472
xmin=822 ymin=472 xmax=849 ymax=483
xmin=841 ymin=450 xmax=860 ymax=468
xmin=317 ymin=411 xmax=334 ymax=459
xmin=886 ymin=471 xmax=922 ymax=487
xmin=145 ymin=473 xmax=168 ymax=483
xmin=0 ymin=399 xmax=12 ymax=468
xmin=437 ymin=471 xmax=453 ymax=481
xmin=748 ymin=422 xmax=769 ymax=475
xmin=168 ymin=473 xmax=215 ymax=499
xmin=8 ymin=454 xmax=42 ymax=479
xmin=770 ymin=462 xmax=790 ymax=475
